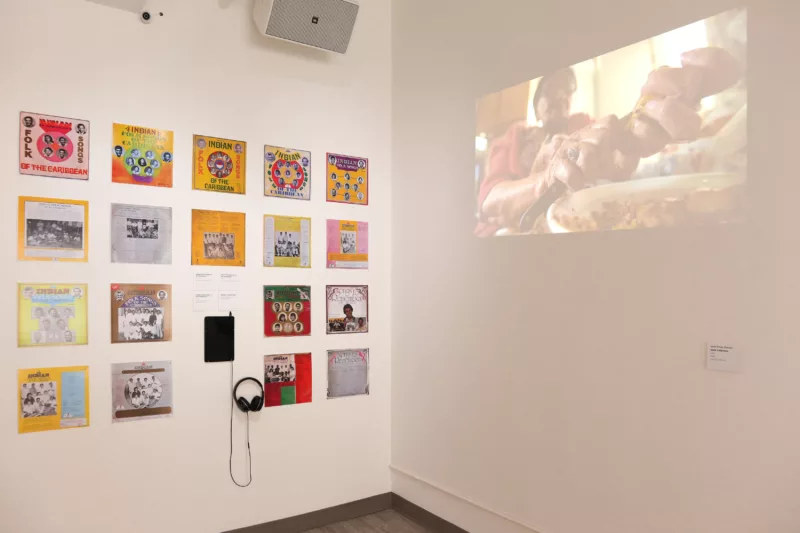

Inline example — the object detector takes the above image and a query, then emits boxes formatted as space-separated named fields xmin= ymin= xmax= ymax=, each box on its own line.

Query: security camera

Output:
xmin=140 ymin=3 xmax=163 ymax=24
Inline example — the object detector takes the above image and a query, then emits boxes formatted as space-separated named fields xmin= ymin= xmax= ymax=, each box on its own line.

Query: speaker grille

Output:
xmin=265 ymin=0 xmax=359 ymax=54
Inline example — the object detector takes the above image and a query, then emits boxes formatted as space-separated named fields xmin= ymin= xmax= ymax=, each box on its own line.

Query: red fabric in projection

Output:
xmin=295 ymin=353 xmax=312 ymax=403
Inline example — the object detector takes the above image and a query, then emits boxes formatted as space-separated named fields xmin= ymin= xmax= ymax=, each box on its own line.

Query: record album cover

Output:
xmin=264 ymin=353 xmax=312 ymax=407
xmin=264 ymin=145 xmax=311 ymax=200
xmin=19 ymin=112 xmax=90 ymax=180
xmin=18 ymin=283 xmax=88 ymax=347
xmin=327 ymin=349 xmax=369 ymax=399
xmin=327 ymin=219 xmax=368 ymax=269
xmin=18 ymin=366 xmax=89 ymax=434
xmin=264 ymin=286 xmax=311 ymax=337
xmin=110 ymin=284 xmax=172 ymax=343
xmin=193 ymin=134 xmax=246 ymax=194
xmin=111 ymin=361 xmax=173 ymax=422
xmin=191 ymin=210 xmax=246 ymax=266
xmin=326 ymin=285 xmax=368 ymax=334
xmin=112 ymin=123 xmax=174 ymax=187
xmin=326 ymin=153 xmax=368 ymax=205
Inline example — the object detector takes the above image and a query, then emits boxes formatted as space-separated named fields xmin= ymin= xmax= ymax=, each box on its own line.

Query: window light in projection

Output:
xmin=655 ymin=19 xmax=709 ymax=67
xmin=653 ymin=19 xmax=715 ymax=111
xmin=475 ymin=134 xmax=488 ymax=152
xmin=474 ymin=8 xmax=746 ymax=237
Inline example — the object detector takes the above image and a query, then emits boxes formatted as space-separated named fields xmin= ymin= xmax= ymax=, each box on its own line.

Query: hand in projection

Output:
xmin=534 ymin=46 xmax=744 ymax=191
xmin=530 ymin=115 xmax=636 ymax=191
xmin=627 ymin=46 xmax=743 ymax=157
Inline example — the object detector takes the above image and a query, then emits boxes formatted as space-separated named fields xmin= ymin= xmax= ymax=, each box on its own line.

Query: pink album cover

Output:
xmin=19 ymin=112 xmax=90 ymax=180
xmin=326 ymin=219 xmax=368 ymax=269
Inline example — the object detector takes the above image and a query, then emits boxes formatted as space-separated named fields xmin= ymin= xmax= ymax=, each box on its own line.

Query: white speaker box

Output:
xmin=253 ymin=0 xmax=359 ymax=54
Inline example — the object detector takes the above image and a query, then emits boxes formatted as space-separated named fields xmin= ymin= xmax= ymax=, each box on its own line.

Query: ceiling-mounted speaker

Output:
xmin=253 ymin=0 xmax=359 ymax=54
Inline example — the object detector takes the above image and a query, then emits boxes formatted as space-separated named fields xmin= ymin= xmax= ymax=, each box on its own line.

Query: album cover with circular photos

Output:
xmin=19 ymin=112 xmax=90 ymax=180
xmin=111 ymin=361 xmax=173 ymax=423
xmin=264 ymin=285 xmax=311 ymax=337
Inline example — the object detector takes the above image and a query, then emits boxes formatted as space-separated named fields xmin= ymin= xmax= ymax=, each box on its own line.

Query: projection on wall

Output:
xmin=474 ymin=8 xmax=746 ymax=236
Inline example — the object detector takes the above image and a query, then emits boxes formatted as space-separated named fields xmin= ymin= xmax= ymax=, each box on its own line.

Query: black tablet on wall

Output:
xmin=204 ymin=316 xmax=234 ymax=362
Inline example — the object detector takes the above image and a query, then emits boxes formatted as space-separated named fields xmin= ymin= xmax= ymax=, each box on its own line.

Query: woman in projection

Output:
xmin=475 ymin=46 xmax=743 ymax=236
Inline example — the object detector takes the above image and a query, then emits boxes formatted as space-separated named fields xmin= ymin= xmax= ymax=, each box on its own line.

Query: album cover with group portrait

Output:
xmin=191 ymin=209 xmax=246 ymax=267
xmin=264 ymin=285 xmax=311 ymax=337
xmin=17 ymin=283 xmax=88 ymax=347
xmin=110 ymin=284 xmax=172 ymax=344
xmin=111 ymin=361 xmax=173 ymax=423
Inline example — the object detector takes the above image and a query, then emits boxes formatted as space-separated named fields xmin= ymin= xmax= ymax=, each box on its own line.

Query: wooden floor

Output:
xmin=302 ymin=510 xmax=430 ymax=533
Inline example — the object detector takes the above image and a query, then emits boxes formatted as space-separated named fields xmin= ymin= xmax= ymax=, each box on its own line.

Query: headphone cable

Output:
xmin=230 ymin=360 xmax=253 ymax=487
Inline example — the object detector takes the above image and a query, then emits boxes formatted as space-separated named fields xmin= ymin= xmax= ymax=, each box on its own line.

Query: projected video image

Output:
xmin=474 ymin=8 xmax=746 ymax=236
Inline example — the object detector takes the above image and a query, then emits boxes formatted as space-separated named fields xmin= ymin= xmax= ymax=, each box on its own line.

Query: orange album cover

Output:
xmin=191 ymin=210 xmax=246 ymax=266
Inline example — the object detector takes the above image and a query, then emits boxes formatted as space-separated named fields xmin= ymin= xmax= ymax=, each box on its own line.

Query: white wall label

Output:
xmin=218 ymin=290 xmax=242 ymax=311
xmin=193 ymin=291 xmax=217 ymax=312
xmin=706 ymin=343 xmax=742 ymax=373
xmin=219 ymin=272 xmax=241 ymax=291
xmin=193 ymin=272 xmax=217 ymax=291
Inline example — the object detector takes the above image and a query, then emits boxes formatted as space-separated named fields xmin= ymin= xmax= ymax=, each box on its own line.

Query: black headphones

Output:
xmin=233 ymin=377 xmax=264 ymax=413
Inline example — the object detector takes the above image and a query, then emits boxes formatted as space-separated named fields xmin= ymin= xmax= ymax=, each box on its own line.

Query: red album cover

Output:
xmin=264 ymin=353 xmax=312 ymax=407
xmin=263 ymin=285 xmax=311 ymax=337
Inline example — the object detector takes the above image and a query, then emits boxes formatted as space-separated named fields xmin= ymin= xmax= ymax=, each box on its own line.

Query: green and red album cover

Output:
xmin=263 ymin=353 xmax=311 ymax=407
xmin=264 ymin=285 xmax=311 ymax=337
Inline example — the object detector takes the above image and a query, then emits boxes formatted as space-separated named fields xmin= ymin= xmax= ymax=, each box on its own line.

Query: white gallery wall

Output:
xmin=391 ymin=1 xmax=800 ymax=532
xmin=0 ymin=1 xmax=391 ymax=532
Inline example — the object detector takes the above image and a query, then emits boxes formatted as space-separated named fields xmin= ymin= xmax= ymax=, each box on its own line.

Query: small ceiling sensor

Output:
xmin=139 ymin=7 xmax=164 ymax=24
xmin=84 ymin=1 xmax=164 ymax=24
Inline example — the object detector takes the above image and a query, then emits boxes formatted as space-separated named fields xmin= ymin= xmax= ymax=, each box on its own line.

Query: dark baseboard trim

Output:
xmin=223 ymin=493 xmax=391 ymax=533
xmin=222 ymin=492 xmax=467 ymax=533
xmin=392 ymin=494 xmax=468 ymax=533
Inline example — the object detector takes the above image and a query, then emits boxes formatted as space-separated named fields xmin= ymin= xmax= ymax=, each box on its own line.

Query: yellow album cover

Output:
xmin=326 ymin=153 xmax=368 ymax=205
xmin=192 ymin=134 xmax=246 ymax=194
xmin=19 ymin=366 xmax=90 ymax=434
xmin=18 ymin=196 xmax=88 ymax=262
xmin=263 ymin=214 xmax=311 ymax=268
xmin=191 ymin=209 xmax=246 ymax=266
xmin=18 ymin=283 xmax=88 ymax=347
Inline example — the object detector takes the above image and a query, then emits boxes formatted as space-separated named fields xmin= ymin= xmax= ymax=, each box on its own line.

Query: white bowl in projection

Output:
xmin=546 ymin=172 xmax=745 ymax=234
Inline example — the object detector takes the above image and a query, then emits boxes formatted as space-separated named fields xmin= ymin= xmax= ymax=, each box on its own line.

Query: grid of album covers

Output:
xmin=15 ymin=114 xmax=372 ymax=433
